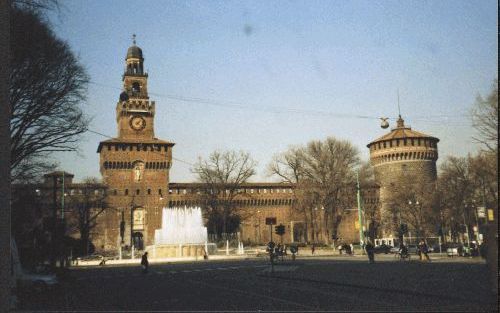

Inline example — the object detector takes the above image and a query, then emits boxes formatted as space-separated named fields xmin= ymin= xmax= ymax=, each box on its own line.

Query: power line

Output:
xmin=88 ymin=80 xmax=470 ymax=124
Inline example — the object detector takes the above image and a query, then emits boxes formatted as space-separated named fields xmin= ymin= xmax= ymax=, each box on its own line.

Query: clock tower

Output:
xmin=96 ymin=36 xmax=174 ymax=251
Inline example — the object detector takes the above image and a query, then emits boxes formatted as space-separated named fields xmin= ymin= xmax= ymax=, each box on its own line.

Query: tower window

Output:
xmin=125 ymin=189 xmax=129 ymax=195
xmin=113 ymin=189 xmax=117 ymax=195
xmin=147 ymin=189 xmax=151 ymax=195
xmin=158 ymin=189 xmax=162 ymax=196
xmin=136 ymin=189 xmax=140 ymax=195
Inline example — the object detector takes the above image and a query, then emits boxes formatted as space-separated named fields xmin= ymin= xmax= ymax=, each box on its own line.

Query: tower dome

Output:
xmin=126 ymin=45 xmax=143 ymax=60
xmin=126 ymin=34 xmax=143 ymax=60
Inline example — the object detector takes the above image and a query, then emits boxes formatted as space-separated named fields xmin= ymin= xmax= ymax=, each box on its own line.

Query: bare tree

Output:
xmin=358 ymin=162 xmax=381 ymax=241
xmin=192 ymin=150 xmax=257 ymax=238
xmin=471 ymin=79 xmax=498 ymax=153
xmin=389 ymin=175 xmax=438 ymax=242
xmin=10 ymin=7 xmax=89 ymax=182
xmin=268 ymin=146 xmax=310 ymax=242
xmin=300 ymin=137 xmax=360 ymax=243
xmin=268 ymin=138 xmax=360 ymax=243
xmin=65 ymin=178 xmax=107 ymax=255
xmin=438 ymin=153 xmax=498 ymax=243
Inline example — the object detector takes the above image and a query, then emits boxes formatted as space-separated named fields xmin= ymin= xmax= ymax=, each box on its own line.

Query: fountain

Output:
xmin=150 ymin=206 xmax=216 ymax=258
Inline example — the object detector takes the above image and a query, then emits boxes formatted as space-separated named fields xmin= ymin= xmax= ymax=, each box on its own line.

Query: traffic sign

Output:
xmin=265 ymin=217 xmax=277 ymax=225
xmin=477 ymin=207 xmax=486 ymax=218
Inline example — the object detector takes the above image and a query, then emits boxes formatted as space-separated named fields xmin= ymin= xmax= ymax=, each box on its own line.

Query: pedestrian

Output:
xmin=365 ymin=240 xmax=375 ymax=263
xmin=421 ymin=241 xmax=431 ymax=262
xmin=311 ymin=244 xmax=315 ymax=255
xmin=417 ymin=241 xmax=423 ymax=260
xmin=141 ymin=252 xmax=149 ymax=274
xmin=350 ymin=243 xmax=354 ymax=255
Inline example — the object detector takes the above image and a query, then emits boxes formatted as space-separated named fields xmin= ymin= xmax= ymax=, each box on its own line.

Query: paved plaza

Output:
xmin=16 ymin=254 xmax=497 ymax=312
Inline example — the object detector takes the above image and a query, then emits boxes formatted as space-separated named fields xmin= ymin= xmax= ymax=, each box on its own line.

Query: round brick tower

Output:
xmin=367 ymin=116 xmax=439 ymax=237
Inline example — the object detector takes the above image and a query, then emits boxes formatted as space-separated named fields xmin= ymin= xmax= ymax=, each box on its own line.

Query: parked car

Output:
xmin=390 ymin=245 xmax=401 ymax=254
xmin=17 ymin=269 xmax=59 ymax=293
xmin=407 ymin=245 xmax=418 ymax=254
xmin=373 ymin=244 xmax=392 ymax=254
xmin=76 ymin=254 xmax=107 ymax=265
xmin=446 ymin=243 xmax=463 ymax=257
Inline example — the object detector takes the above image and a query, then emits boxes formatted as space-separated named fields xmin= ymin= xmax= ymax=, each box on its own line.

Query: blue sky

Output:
xmin=48 ymin=0 xmax=498 ymax=182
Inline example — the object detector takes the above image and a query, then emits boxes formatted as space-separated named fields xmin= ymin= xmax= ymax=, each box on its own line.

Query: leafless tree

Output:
xmin=268 ymin=138 xmax=360 ymax=243
xmin=268 ymin=146 xmax=311 ymax=242
xmin=300 ymin=137 xmax=360 ymax=243
xmin=437 ymin=153 xmax=498 ymax=242
xmin=471 ymin=79 xmax=498 ymax=153
xmin=10 ymin=6 xmax=89 ymax=182
xmin=192 ymin=150 xmax=257 ymax=238
xmin=65 ymin=178 xmax=107 ymax=255
xmin=388 ymin=175 xmax=439 ymax=242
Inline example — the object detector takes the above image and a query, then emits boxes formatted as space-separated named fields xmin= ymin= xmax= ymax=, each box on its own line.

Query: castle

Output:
xmin=15 ymin=41 xmax=439 ymax=255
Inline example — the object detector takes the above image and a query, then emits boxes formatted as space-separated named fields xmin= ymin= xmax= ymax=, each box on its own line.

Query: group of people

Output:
xmin=364 ymin=240 xmax=431 ymax=263
xmin=138 ymin=239 xmax=432 ymax=271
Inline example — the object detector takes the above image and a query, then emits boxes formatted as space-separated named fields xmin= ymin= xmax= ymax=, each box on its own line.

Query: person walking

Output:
xmin=141 ymin=252 xmax=149 ymax=274
xmin=311 ymin=244 xmax=315 ymax=255
xmin=417 ymin=241 xmax=423 ymax=260
xmin=421 ymin=241 xmax=431 ymax=262
xmin=365 ymin=240 xmax=375 ymax=263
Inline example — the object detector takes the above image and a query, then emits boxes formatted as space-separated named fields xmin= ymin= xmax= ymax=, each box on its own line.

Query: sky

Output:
xmin=47 ymin=0 xmax=498 ymax=183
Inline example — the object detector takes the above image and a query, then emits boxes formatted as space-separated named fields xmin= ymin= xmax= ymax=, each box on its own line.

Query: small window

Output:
xmin=125 ymin=189 xmax=129 ymax=196
xmin=159 ymin=189 xmax=162 ymax=196
xmin=136 ymin=189 xmax=140 ymax=195
xmin=147 ymin=189 xmax=151 ymax=195
xmin=168 ymin=189 xmax=173 ymax=194
xmin=113 ymin=189 xmax=117 ymax=195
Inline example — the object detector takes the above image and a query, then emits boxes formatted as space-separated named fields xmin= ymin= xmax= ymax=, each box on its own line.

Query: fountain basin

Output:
xmin=147 ymin=243 xmax=217 ymax=258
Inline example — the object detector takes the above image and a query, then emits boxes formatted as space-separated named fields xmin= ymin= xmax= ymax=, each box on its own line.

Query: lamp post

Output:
xmin=356 ymin=171 xmax=365 ymax=250
xmin=408 ymin=200 xmax=420 ymax=244
xmin=463 ymin=202 xmax=471 ymax=254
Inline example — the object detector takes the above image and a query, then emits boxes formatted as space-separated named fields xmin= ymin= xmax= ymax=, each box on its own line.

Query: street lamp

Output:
xmin=408 ymin=200 xmax=420 ymax=244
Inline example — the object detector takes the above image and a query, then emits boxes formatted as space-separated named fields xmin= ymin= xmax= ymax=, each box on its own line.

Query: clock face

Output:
xmin=130 ymin=116 xmax=146 ymax=131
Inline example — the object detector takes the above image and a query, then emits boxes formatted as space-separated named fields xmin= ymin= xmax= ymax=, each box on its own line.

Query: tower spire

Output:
xmin=397 ymin=89 xmax=401 ymax=118
xmin=396 ymin=89 xmax=405 ymax=128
